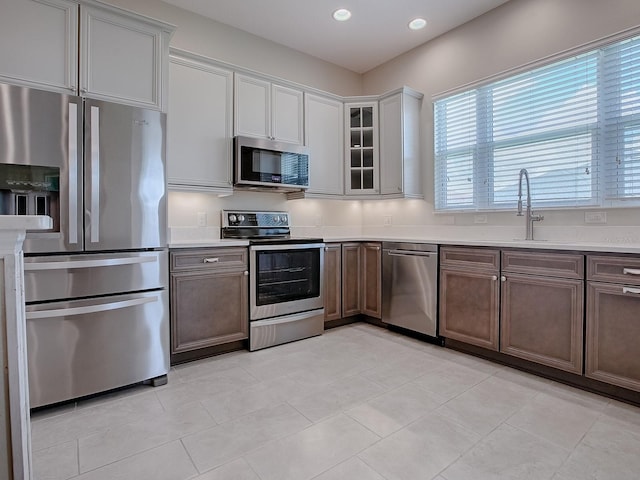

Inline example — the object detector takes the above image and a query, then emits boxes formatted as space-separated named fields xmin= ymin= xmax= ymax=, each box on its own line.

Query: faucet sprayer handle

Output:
xmin=516 ymin=199 xmax=524 ymax=216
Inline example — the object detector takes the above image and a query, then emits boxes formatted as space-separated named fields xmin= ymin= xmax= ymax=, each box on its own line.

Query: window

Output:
xmin=434 ymin=34 xmax=640 ymax=211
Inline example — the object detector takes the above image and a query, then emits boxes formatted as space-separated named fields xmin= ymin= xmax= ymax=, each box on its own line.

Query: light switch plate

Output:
xmin=383 ymin=215 xmax=392 ymax=226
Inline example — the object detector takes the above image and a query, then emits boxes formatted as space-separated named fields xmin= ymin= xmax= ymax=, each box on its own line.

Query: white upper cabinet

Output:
xmin=303 ymin=93 xmax=344 ymax=196
xmin=344 ymin=101 xmax=380 ymax=195
xmin=234 ymin=73 xmax=304 ymax=144
xmin=167 ymin=51 xmax=234 ymax=194
xmin=0 ymin=0 xmax=174 ymax=110
xmin=379 ymin=88 xmax=423 ymax=198
xmin=0 ymin=0 xmax=78 ymax=93
xmin=79 ymin=2 xmax=174 ymax=110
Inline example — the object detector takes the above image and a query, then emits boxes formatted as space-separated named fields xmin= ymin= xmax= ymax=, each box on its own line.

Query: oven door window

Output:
xmin=255 ymin=248 xmax=320 ymax=305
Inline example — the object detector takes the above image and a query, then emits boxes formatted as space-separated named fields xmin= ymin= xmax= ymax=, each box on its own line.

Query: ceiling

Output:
xmin=161 ymin=0 xmax=512 ymax=73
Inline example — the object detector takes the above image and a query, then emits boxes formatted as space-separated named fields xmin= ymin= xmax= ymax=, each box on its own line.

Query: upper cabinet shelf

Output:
xmin=0 ymin=0 xmax=175 ymax=111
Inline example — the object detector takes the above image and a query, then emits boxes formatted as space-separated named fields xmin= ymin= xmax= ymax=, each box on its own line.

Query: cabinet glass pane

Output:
xmin=362 ymin=107 xmax=373 ymax=127
xmin=350 ymin=130 xmax=361 ymax=148
xmin=363 ymin=149 xmax=373 ymax=167
xmin=363 ymin=169 xmax=374 ymax=189
xmin=351 ymin=170 xmax=361 ymax=189
xmin=363 ymin=129 xmax=373 ymax=148
xmin=350 ymin=108 xmax=361 ymax=128
xmin=351 ymin=150 xmax=361 ymax=167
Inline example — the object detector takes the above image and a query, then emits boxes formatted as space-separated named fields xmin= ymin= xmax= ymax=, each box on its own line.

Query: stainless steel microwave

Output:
xmin=234 ymin=136 xmax=310 ymax=192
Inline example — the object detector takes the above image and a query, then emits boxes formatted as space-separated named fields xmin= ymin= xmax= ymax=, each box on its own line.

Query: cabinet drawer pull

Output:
xmin=623 ymin=268 xmax=640 ymax=276
xmin=203 ymin=258 xmax=220 ymax=263
xmin=623 ymin=287 xmax=640 ymax=295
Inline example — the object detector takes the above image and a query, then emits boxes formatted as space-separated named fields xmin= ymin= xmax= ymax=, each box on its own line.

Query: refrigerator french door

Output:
xmin=0 ymin=82 xmax=169 ymax=408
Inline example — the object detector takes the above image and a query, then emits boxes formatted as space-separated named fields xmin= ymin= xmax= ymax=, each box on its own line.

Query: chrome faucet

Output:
xmin=517 ymin=168 xmax=544 ymax=240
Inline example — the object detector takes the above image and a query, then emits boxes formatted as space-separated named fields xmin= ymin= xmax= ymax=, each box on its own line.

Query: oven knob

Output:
xmin=238 ymin=214 xmax=245 ymax=222
xmin=273 ymin=215 xmax=280 ymax=223
xmin=281 ymin=214 xmax=288 ymax=224
xmin=229 ymin=214 xmax=237 ymax=223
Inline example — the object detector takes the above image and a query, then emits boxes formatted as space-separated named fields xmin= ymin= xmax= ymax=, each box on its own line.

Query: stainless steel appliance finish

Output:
xmin=221 ymin=210 xmax=324 ymax=351
xmin=382 ymin=242 xmax=438 ymax=337
xmin=25 ymin=290 xmax=169 ymax=409
xmin=249 ymin=242 xmax=325 ymax=320
xmin=0 ymin=82 xmax=169 ymax=407
xmin=234 ymin=136 xmax=310 ymax=192
xmin=23 ymin=250 xmax=168 ymax=303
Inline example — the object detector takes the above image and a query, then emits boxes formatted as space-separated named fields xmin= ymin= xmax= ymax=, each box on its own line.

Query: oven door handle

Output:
xmin=250 ymin=243 xmax=325 ymax=251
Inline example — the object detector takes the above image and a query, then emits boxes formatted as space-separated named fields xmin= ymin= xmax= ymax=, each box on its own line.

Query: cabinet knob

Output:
xmin=491 ymin=275 xmax=498 ymax=281
xmin=244 ymin=271 xmax=249 ymax=276
xmin=501 ymin=276 xmax=507 ymax=282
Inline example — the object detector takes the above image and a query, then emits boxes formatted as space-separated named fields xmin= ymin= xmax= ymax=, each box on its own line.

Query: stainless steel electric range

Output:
xmin=221 ymin=210 xmax=325 ymax=351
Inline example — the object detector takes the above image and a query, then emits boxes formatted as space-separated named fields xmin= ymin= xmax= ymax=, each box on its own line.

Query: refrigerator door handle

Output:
xmin=68 ymin=102 xmax=79 ymax=244
xmin=24 ymin=255 xmax=157 ymax=271
xmin=90 ymin=105 xmax=100 ymax=243
xmin=26 ymin=296 xmax=158 ymax=320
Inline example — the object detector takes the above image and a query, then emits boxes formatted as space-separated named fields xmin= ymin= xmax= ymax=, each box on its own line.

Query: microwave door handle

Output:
xmin=90 ymin=105 xmax=100 ymax=243
xmin=67 ymin=102 xmax=79 ymax=244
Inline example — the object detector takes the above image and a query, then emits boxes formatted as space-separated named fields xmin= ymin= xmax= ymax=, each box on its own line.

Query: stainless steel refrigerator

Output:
xmin=0 ymin=83 xmax=169 ymax=408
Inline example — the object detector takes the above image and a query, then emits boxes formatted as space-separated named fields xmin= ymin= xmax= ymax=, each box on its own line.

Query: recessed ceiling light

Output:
xmin=408 ymin=18 xmax=427 ymax=30
xmin=333 ymin=8 xmax=352 ymax=22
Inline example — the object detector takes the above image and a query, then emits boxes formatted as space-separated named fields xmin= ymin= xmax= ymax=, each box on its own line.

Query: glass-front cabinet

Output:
xmin=345 ymin=102 xmax=379 ymax=195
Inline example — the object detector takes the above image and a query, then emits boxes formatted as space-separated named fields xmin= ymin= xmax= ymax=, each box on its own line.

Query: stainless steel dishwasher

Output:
xmin=382 ymin=242 xmax=438 ymax=337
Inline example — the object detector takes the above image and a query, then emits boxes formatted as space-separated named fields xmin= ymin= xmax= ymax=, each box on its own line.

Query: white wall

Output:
xmin=103 ymin=0 xmax=362 ymax=96
xmin=361 ymin=0 xmax=640 ymax=243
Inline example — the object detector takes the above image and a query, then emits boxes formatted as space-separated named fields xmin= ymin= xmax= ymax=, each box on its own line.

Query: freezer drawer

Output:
xmin=24 ymin=250 xmax=168 ymax=303
xmin=26 ymin=289 xmax=169 ymax=408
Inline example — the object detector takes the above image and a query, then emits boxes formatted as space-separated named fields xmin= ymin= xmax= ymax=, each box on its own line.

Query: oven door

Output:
xmin=250 ymin=243 xmax=324 ymax=320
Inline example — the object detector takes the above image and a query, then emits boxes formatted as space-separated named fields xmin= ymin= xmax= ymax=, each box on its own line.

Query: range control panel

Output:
xmin=221 ymin=210 xmax=290 ymax=228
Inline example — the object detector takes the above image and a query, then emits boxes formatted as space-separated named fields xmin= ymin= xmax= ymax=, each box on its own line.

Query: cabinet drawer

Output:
xmin=170 ymin=248 xmax=248 ymax=272
xmin=502 ymin=250 xmax=584 ymax=279
xmin=587 ymin=254 xmax=640 ymax=285
xmin=440 ymin=246 xmax=500 ymax=271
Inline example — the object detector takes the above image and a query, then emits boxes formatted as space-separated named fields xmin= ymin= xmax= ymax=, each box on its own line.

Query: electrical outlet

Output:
xmin=383 ymin=215 xmax=392 ymax=226
xmin=474 ymin=214 xmax=488 ymax=224
xmin=197 ymin=212 xmax=206 ymax=227
xmin=315 ymin=215 xmax=323 ymax=226
xmin=585 ymin=211 xmax=607 ymax=224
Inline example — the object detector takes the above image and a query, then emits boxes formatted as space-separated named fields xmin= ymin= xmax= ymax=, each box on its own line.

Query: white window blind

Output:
xmin=434 ymin=34 xmax=640 ymax=212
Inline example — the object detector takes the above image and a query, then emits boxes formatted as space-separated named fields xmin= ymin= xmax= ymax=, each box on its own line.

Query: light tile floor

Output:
xmin=31 ymin=323 xmax=640 ymax=480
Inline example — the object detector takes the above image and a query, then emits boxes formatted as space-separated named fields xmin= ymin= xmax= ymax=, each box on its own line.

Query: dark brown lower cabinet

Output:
xmin=361 ymin=242 xmax=382 ymax=319
xmin=586 ymin=281 xmax=640 ymax=392
xmin=501 ymin=273 xmax=583 ymax=374
xmin=439 ymin=266 xmax=500 ymax=351
xmin=342 ymin=243 xmax=362 ymax=317
xmin=323 ymin=243 xmax=342 ymax=322
xmin=170 ymin=248 xmax=248 ymax=356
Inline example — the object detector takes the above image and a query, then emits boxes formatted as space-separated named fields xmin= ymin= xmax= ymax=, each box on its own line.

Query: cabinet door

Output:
xmin=361 ymin=242 xmax=382 ymax=318
xmin=0 ymin=0 xmax=78 ymax=93
xmin=379 ymin=91 xmax=422 ymax=198
xmin=167 ymin=53 xmax=233 ymax=193
xmin=586 ymin=282 xmax=640 ymax=392
xmin=501 ymin=273 xmax=584 ymax=374
xmin=234 ymin=74 xmax=271 ymax=139
xmin=342 ymin=243 xmax=362 ymax=317
xmin=440 ymin=266 xmax=500 ymax=351
xmin=272 ymin=84 xmax=304 ymax=144
xmin=305 ymin=93 xmax=344 ymax=195
xmin=323 ymin=244 xmax=342 ymax=322
xmin=80 ymin=4 xmax=169 ymax=109
xmin=345 ymin=102 xmax=379 ymax=195
xmin=170 ymin=269 xmax=248 ymax=353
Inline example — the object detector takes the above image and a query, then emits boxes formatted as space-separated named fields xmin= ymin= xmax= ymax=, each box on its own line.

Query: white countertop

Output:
xmin=170 ymin=235 xmax=640 ymax=254
xmin=0 ymin=215 xmax=53 ymax=231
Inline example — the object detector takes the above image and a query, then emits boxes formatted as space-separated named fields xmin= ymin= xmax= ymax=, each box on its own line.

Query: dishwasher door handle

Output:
xmin=387 ymin=250 xmax=437 ymax=257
